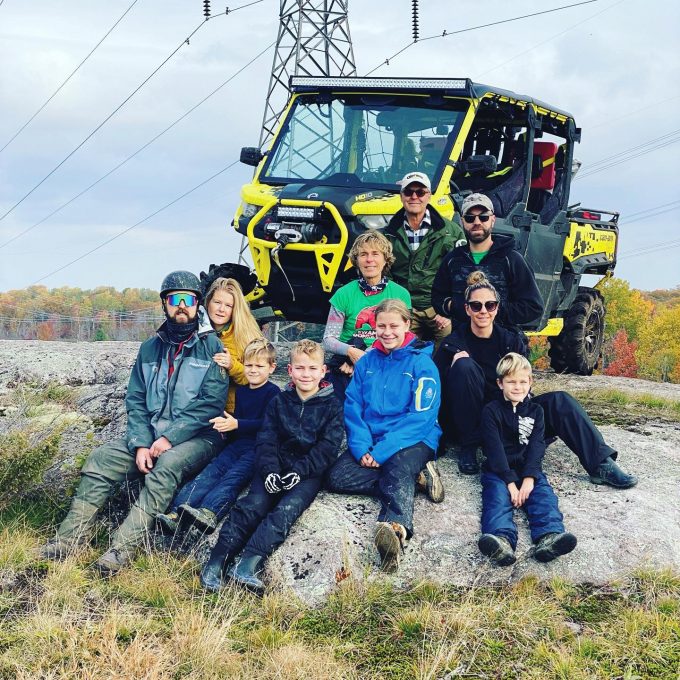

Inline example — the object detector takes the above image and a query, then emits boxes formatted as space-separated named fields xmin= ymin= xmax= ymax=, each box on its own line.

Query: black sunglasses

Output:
xmin=466 ymin=300 xmax=498 ymax=312
xmin=463 ymin=213 xmax=492 ymax=224
xmin=401 ymin=187 xmax=429 ymax=198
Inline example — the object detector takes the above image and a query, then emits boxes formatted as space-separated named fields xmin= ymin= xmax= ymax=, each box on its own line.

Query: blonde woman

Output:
xmin=204 ymin=278 xmax=262 ymax=412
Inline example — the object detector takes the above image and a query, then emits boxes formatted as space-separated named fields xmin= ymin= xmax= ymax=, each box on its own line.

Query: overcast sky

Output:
xmin=0 ymin=0 xmax=678 ymax=294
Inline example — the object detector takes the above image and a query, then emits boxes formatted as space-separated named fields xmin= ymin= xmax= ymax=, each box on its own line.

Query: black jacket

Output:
xmin=256 ymin=382 xmax=344 ymax=481
xmin=481 ymin=398 xmax=545 ymax=484
xmin=431 ymin=233 xmax=544 ymax=329
xmin=433 ymin=324 xmax=527 ymax=395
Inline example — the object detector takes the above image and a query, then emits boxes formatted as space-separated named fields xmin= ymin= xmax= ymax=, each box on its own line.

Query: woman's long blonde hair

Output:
xmin=205 ymin=278 xmax=262 ymax=358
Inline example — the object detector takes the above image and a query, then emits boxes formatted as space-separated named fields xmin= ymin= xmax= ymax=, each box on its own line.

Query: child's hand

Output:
xmin=517 ymin=477 xmax=535 ymax=506
xmin=507 ymin=482 xmax=520 ymax=508
xmin=360 ymin=453 xmax=380 ymax=468
xmin=213 ymin=350 xmax=233 ymax=371
xmin=209 ymin=412 xmax=238 ymax=432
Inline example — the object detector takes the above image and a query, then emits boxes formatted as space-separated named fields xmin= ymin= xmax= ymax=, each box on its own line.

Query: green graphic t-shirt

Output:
xmin=329 ymin=280 xmax=412 ymax=348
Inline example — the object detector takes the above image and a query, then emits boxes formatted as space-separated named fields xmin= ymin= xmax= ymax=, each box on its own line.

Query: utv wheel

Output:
xmin=199 ymin=263 xmax=257 ymax=298
xmin=549 ymin=287 xmax=605 ymax=375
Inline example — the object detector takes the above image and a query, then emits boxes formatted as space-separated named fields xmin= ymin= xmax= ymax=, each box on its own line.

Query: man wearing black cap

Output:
xmin=40 ymin=270 xmax=229 ymax=573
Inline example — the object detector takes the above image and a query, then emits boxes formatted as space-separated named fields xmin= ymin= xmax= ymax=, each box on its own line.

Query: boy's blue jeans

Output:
xmin=170 ymin=438 xmax=256 ymax=521
xmin=481 ymin=471 xmax=565 ymax=549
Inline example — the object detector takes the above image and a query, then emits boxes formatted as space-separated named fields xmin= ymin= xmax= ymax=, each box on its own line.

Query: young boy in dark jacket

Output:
xmin=200 ymin=339 xmax=344 ymax=594
xmin=478 ymin=352 xmax=576 ymax=566
xmin=157 ymin=339 xmax=280 ymax=534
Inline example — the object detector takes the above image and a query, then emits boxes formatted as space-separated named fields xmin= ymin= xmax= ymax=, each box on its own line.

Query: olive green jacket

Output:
xmin=384 ymin=205 xmax=465 ymax=310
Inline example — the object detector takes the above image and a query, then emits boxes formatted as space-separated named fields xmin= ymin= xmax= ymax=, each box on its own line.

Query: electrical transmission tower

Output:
xmin=258 ymin=0 xmax=356 ymax=149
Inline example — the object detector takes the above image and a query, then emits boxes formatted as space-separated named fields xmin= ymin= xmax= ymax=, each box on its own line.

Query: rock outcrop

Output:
xmin=1 ymin=339 xmax=679 ymax=605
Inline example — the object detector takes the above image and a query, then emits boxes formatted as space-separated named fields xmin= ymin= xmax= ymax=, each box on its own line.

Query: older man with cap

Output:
xmin=431 ymin=192 xmax=543 ymax=330
xmin=40 ymin=270 xmax=229 ymax=573
xmin=384 ymin=171 xmax=465 ymax=346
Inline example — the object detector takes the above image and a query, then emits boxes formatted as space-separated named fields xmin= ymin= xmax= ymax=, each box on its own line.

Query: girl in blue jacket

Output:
xmin=326 ymin=298 xmax=442 ymax=572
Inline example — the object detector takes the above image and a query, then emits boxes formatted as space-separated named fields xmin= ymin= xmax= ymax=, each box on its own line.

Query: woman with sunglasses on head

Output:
xmin=431 ymin=193 xmax=543 ymax=331
xmin=434 ymin=271 xmax=638 ymax=488
xmin=202 ymin=277 xmax=263 ymax=412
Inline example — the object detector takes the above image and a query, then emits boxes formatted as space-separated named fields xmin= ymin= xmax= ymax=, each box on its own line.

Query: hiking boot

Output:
xmin=225 ymin=553 xmax=266 ymax=595
xmin=39 ymin=535 xmax=86 ymax=561
xmin=534 ymin=532 xmax=577 ymax=563
xmin=478 ymin=534 xmax=516 ymax=566
xmin=156 ymin=511 xmax=179 ymax=534
xmin=374 ymin=521 xmax=407 ymax=573
xmin=95 ymin=547 xmax=133 ymax=575
xmin=179 ymin=504 xmax=218 ymax=532
xmin=589 ymin=456 xmax=638 ymax=489
xmin=457 ymin=447 xmax=480 ymax=475
xmin=416 ymin=460 xmax=445 ymax=503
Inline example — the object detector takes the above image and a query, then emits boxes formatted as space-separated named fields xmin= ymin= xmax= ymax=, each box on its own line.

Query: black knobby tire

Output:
xmin=198 ymin=263 xmax=257 ymax=298
xmin=548 ymin=287 xmax=605 ymax=375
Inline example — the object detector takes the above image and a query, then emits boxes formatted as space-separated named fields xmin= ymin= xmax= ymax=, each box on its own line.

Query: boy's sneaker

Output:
xmin=534 ymin=532 xmax=577 ymax=563
xmin=589 ymin=456 xmax=638 ymax=489
xmin=179 ymin=504 xmax=218 ymax=533
xmin=374 ymin=521 xmax=407 ymax=573
xmin=156 ymin=511 xmax=179 ymax=534
xmin=457 ymin=447 xmax=480 ymax=475
xmin=39 ymin=535 xmax=86 ymax=561
xmin=416 ymin=461 xmax=445 ymax=503
xmin=95 ymin=547 xmax=132 ymax=575
xmin=478 ymin=534 xmax=516 ymax=566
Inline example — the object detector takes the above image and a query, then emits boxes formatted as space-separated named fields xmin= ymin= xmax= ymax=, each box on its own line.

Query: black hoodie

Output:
xmin=431 ymin=233 xmax=544 ymax=329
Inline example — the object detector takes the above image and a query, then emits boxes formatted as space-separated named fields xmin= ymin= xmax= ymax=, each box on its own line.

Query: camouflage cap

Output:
xmin=461 ymin=193 xmax=494 ymax=215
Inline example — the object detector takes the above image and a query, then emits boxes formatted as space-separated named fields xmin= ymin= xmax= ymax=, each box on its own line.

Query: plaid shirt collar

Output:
xmin=404 ymin=208 xmax=431 ymax=251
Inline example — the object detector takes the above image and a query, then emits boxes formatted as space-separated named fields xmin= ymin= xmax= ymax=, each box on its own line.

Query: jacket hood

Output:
xmin=197 ymin=306 xmax=215 ymax=335
xmin=466 ymin=231 xmax=516 ymax=256
xmin=283 ymin=379 xmax=335 ymax=401
xmin=373 ymin=332 xmax=433 ymax=357
xmin=385 ymin=203 xmax=447 ymax=236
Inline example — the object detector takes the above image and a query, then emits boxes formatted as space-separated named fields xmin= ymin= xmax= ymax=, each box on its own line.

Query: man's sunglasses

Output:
xmin=401 ymin=187 xmax=429 ymax=198
xmin=166 ymin=292 xmax=198 ymax=307
xmin=462 ymin=213 xmax=492 ymax=224
xmin=466 ymin=300 xmax=498 ymax=312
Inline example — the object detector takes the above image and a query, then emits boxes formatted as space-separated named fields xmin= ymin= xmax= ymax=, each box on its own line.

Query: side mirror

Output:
xmin=240 ymin=147 xmax=264 ymax=167
xmin=456 ymin=154 xmax=498 ymax=175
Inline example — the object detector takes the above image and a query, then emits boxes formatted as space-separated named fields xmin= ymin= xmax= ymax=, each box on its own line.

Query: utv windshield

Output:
xmin=261 ymin=93 xmax=469 ymax=190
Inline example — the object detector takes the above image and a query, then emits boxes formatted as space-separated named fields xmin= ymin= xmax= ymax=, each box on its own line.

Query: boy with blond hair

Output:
xmin=478 ymin=352 xmax=576 ymax=566
xmin=157 ymin=339 xmax=280 ymax=534
xmin=200 ymin=339 xmax=344 ymax=594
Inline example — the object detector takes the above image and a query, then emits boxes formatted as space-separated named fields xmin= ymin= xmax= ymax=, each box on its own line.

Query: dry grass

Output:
xmin=0 ymin=517 xmax=678 ymax=680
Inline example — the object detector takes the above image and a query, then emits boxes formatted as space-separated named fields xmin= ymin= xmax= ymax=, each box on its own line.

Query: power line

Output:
xmin=364 ymin=0 xmax=601 ymax=76
xmin=0 ymin=38 xmax=275 ymax=250
xmin=32 ymin=160 xmax=239 ymax=284
xmin=0 ymin=1 xmax=266 ymax=225
xmin=621 ymin=200 xmax=680 ymax=222
xmin=0 ymin=0 xmax=141 ymax=155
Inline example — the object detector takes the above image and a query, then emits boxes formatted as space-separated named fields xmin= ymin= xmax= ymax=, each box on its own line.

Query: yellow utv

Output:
xmin=203 ymin=76 xmax=618 ymax=374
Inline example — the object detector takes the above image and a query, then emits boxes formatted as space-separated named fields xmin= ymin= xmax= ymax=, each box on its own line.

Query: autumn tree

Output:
xmin=599 ymin=277 xmax=654 ymax=342
xmin=603 ymin=330 xmax=638 ymax=378
xmin=636 ymin=306 xmax=680 ymax=382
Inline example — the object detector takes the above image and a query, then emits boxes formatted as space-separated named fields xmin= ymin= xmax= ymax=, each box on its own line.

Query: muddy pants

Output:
xmin=442 ymin=357 xmax=616 ymax=473
xmin=325 ymin=443 xmax=434 ymax=537
xmin=57 ymin=436 xmax=216 ymax=550
xmin=212 ymin=475 xmax=321 ymax=560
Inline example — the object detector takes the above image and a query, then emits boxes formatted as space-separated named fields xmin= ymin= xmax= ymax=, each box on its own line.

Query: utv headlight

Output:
xmin=241 ymin=202 xmax=260 ymax=219
xmin=356 ymin=214 xmax=392 ymax=230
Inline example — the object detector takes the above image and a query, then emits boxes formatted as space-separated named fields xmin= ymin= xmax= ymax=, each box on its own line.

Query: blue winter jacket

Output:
xmin=344 ymin=334 xmax=442 ymax=464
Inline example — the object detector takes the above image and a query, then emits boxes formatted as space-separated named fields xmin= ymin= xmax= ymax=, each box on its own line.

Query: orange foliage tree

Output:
xmin=603 ymin=330 xmax=638 ymax=378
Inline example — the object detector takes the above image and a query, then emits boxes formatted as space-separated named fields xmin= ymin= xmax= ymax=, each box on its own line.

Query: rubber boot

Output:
xmin=40 ymin=498 xmax=99 ymax=560
xmin=110 ymin=504 xmax=155 ymax=553
xmin=200 ymin=549 xmax=234 ymax=593
xmin=225 ymin=553 xmax=266 ymax=595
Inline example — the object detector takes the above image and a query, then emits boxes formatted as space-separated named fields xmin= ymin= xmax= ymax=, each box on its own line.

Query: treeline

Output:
xmin=0 ymin=286 xmax=163 ymax=342
xmin=600 ymin=279 xmax=680 ymax=383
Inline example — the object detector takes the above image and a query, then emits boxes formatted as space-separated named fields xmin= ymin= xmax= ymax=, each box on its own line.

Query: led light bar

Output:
xmin=277 ymin=206 xmax=315 ymax=219
xmin=290 ymin=76 xmax=470 ymax=91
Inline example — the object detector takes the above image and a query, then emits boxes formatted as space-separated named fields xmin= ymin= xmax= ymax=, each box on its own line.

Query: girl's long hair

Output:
xmin=205 ymin=278 xmax=262 ymax=359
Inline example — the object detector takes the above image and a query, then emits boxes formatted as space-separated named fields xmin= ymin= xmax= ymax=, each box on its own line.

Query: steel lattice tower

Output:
xmin=259 ymin=0 xmax=356 ymax=149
